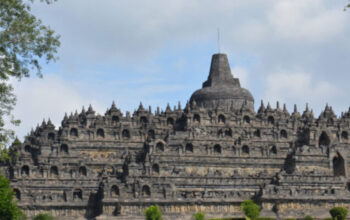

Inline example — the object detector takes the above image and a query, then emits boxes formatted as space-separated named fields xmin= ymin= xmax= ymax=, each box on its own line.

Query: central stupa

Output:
xmin=190 ymin=53 xmax=254 ymax=110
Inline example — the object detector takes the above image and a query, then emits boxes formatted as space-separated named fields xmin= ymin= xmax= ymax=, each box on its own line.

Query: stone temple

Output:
xmin=2 ymin=53 xmax=350 ymax=219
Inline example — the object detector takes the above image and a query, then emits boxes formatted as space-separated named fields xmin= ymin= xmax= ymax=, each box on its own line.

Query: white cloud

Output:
xmin=267 ymin=0 xmax=346 ymax=43
xmin=24 ymin=0 xmax=350 ymax=117
xmin=264 ymin=70 xmax=342 ymax=115
xmin=8 ymin=75 xmax=105 ymax=140
xmin=232 ymin=66 xmax=249 ymax=88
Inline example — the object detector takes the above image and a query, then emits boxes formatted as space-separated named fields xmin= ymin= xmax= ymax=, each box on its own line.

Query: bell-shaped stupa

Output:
xmin=190 ymin=53 xmax=254 ymax=110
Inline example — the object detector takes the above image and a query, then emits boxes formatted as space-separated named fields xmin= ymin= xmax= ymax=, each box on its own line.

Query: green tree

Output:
xmin=33 ymin=213 xmax=56 ymax=220
xmin=0 ymin=0 xmax=60 ymax=146
xmin=0 ymin=172 xmax=25 ymax=220
xmin=241 ymin=199 xmax=260 ymax=220
xmin=144 ymin=205 xmax=163 ymax=220
xmin=0 ymin=137 xmax=20 ymax=164
xmin=304 ymin=215 xmax=313 ymax=220
xmin=192 ymin=212 xmax=205 ymax=220
xmin=329 ymin=207 xmax=348 ymax=220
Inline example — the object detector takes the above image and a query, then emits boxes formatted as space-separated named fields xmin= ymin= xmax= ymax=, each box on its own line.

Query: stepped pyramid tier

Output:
xmin=190 ymin=53 xmax=254 ymax=110
xmin=1 ymin=53 xmax=350 ymax=219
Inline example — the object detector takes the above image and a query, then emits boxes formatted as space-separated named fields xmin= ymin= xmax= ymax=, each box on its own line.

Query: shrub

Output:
xmin=0 ymin=172 xmax=26 ymax=220
xmin=144 ymin=205 xmax=163 ymax=220
xmin=304 ymin=215 xmax=313 ymax=220
xmin=193 ymin=212 xmax=205 ymax=220
xmin=33 ymin=213 xmax=55 ymax=220
xmin=329 ymin=207 xmax=348 ymax=220
xmin=241 ymin=199 xmax=260 ymax=220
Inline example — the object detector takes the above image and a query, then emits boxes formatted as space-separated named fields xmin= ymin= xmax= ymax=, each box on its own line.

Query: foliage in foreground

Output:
xmin=304 ymin=215 xmax=313 ymax=220
xmin=241 ymin=199 xmax=260 ymax=220
xmin=0 ymin=138 xmax=20 ymax=164
xmin=0 ymin=172 xmax=25 ymax=220
xmin=193 ymin=211 xmax=205 ymax=220
xmin=329 ymin=207 xmax=348 ymax=220
xmin=0 ymin=0 xmax=60 ymax=146
xmin=144 ymin=205 xmax=163 ymax=220
xmin=33 ymin=213 xmax=56 ymax=220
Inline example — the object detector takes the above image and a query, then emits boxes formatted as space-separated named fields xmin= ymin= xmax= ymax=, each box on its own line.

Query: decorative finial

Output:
xmin=81 ymin=106 xmax=86 ymax=114
xmin=258 ymin=100 xmax=265 ymax=113
xmin=166 ymin=103 xmax=171 ymax=112
xmin=41 ymin=119 xmax=46 ymax=127
xmin=87 ymin=104 xmax=95 ymax=114
xmin=267 ymin=102 xmax=272 ymax=110
xmin=294 ymin=104 xmax=298 ymax=113
xmin=63 ymin=113 xmax=68 ymax=120
xmin=138 ymin=102 xmax=144 ymax=111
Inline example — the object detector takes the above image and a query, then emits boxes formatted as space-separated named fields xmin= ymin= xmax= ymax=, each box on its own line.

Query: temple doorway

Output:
xmin=333 ymin=153 xmax=345 ymax=177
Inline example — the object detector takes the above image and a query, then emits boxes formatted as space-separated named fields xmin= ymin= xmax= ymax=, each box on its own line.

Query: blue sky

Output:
xmin=8 ymin=0 xmax=350 ymax=139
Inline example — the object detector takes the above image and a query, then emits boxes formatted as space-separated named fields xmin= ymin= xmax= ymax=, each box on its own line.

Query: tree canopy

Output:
xmin=33 ymin=213 xmax=56 ymax=220
xmin=0 ymin=0 xmax=60 ymax=146
xmin=241 ymin=199 xmax=260 ymax=220
xmin=144 ymin=205 xmax=163 ymax=220
xmin=0 ymin=172 xmax=25 ymax=220
xmin=330 ymin=207 xmax=348 ymax=220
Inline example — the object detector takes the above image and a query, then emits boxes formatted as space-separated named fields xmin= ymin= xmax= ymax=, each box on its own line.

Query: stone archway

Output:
xmin=319 ymin=131 xmax=330 ymax=147
xmin=333 ymin=153 xmax=345 ymax=177
xmin=142 ymin=185 xmax=151 ymax=197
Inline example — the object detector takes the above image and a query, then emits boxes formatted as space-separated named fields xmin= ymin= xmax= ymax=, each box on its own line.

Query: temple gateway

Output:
xmin=2 ymin=54 xmax=350 ymax=219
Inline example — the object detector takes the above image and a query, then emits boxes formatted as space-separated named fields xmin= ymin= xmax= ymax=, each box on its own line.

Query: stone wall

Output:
xmin=2 ymin=54 xmax=350 ymax=219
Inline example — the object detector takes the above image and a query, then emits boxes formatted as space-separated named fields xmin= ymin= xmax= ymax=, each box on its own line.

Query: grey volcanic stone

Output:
xmin=190 ymin=53 xmax=254 ymax=110
xmin=1 ymin=53 xmax=350 ymax=219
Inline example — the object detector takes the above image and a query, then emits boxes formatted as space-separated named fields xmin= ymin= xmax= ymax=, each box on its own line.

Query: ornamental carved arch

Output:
xmin=154 ymin=140 xmax=166 ymax=153
xmin=21 ymin=165 xmax=30 ymax=177
xmin=330 ymin=150 xmax=347 ymax=177
xmin=70 ymin=127 xmax=78 ymax=138
xmin=13 ymin=189 xmax=21 ymax=200
xmin=50 ymin=166 xmax=59 ymax=178
xmin=341 ymin=130 xmax=349 ymax=142
xmin=121 ymin=129 xmax=131 ymax=139
xmin=79 ymin=166 xmax=87 ymax=177
xmin=96 ymin=128 xmax=105 ymax=139
xmin=319 ymin=130 xmax=332 ymax=148
xmin=110 ymin=185 xmax=120 ymax=198
xmin=142 ymin=185 xmax=151 ymax=197
xmin=73 ymin=188 xmax=83 ymax=201
xmin=218 ymin=114 xmax=226 ymax=124
xmin=185 ymin=143 xmax=194 ymax=153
